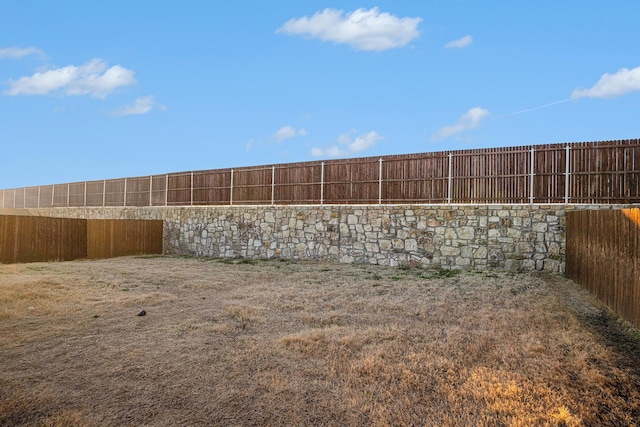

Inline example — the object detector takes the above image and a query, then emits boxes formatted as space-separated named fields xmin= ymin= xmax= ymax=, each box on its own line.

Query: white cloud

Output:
xmin=277 ymin=7 xmax=421 ymax=51
xmin=311 ymin=130 xmax=382 ymax=157
xmin=272 ymin=125 xmax=307 ymax=142
xmin=445 ymin=35 xmax=473 ymax=49
xmin=571 ymin=66 xmax=640 ymax=99
xmin=432 ymin=107 xmax=490 ymax=140
xmin=345 ymin=130 xmax=382 ymax=152
xmin=112 ymin=96 xmax=157 ymax=116
xmin=3 ymin=58 xmax=136 ymax=98
xmin=0 ymin=46 xmax=46 ymax=59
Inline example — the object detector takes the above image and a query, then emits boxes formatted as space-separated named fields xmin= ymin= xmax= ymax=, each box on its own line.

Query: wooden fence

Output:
xmin=1 ymin=139 xmax=639 ymax=207
xmin=0 ymin=215 xmax=87 ymax=263
xmin=87 ymin=219 xmax=163 ymax=259
xmin=0 ymin=216 xmax=163 ymax=264
xmin=566 ymin=208 xmax=640 ymax=329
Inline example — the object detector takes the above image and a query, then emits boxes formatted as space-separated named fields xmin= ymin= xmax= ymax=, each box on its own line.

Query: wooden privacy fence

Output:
xmin=0 ymin=215 xmax=87 ymax=263
xmin=87 ymin=219 xmax=163 ymax=259
xmin=566 ymin=208 xmax=640 ymax=329
xmin=1 ymin=139 xmax=639 ymax=207
xmin=0 ymin=216 xmax=163 ymax=264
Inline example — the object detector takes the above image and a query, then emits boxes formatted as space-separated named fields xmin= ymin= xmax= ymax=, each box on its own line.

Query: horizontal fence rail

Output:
xmin=566 ymin=208 xmax=640 ymax=329
xmin=1 ymin=140 xmax=639 ymax=208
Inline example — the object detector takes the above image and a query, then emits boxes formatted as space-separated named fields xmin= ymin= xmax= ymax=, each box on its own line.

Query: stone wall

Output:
xmin=11 ymin=204 xmax=636 ymax=273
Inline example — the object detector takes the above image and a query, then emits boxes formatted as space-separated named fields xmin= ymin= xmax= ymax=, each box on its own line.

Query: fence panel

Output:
xmin=351 ymin=158 xmax=382 ymax=204
xmin=151 ymin=175 xmax=168 ymax=206
xmin=451 ymin=148 xmax=530 ymax=203
xmin=324 ymin=159 xmax=380 ymax=204
xmin=566 ymin=208 xmax=640 ymax=329
xmin=383 ymin=154 xmax=449 ymax=203
xmin=126 ymin=177 xmax=151 ymax=206
xmin=103 ymin=179 xmax=124 ymax=206
xmin=13 ymin=188 xmax=25 ymax=208
xmin=533 ymin=146 xmax=566 ymax=203
xmin=167 ymin=173 xmax=192 ymax=205
xmin=274 ymin=163 xmax=322 ymax=204
xmin=570 ymin=144 xmax=640 ymax=203
xmin=193 ymin=169 xmax=231 ymax=205
xmin=0 ymin=215 xmax=87 ymax=263
xmin=232 ymin=167 xmax=272 ymax=205
xmin=87 ymin=219 xmax=163 ymax=259
xmin=68 ymin=182 xmax=85 ymax=207
xmin=52 ymin=184 xmax=68 ymax=207
xmin=85 ymin=180 xmax=105 ymax=207
xmin=0 ymin=216 xmax=162 ymax=263
xmin=24 ymin=187 xmax=39 ymax=208
xmin=38 ymin=185 xmax=54 ymax=208
xmin=3 ymin=190 xmax=16 ymax=209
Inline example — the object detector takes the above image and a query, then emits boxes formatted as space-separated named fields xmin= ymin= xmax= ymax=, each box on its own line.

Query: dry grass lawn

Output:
xmin=1 ymin=256 xmax=639 ymax=426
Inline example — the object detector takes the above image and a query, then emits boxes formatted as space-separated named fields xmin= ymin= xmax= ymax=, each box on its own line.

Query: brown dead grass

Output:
xmin=0 ymin=256 xmax=638 ymax=426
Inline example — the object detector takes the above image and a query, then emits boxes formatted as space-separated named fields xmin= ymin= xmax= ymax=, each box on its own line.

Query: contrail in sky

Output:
xmin=493 ymin=98 xmax=571 ymax=119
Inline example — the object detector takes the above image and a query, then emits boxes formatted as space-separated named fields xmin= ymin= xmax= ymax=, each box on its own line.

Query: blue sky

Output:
xmin=2 ymin=1 xmax=640 ymax=189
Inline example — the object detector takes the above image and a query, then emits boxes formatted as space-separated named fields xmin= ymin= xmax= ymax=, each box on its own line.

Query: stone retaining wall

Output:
xmin=10 ymin=204 xmax=637 ymax=273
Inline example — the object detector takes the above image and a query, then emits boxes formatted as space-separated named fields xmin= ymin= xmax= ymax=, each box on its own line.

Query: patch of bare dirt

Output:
xmin=1 ymin=256 xmax=638 ymax=426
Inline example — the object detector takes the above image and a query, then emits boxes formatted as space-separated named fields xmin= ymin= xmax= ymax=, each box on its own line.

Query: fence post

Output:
xmin=230 ymin=169 xmax=234 ymax=206
xmin=378 ymin=158 xmax=383 ymax=205
xmin=84 ymin=181 xmax=87 ymax=207
xmin=320 ymin=162 xmax=324 ymax=206
xmin=149 ymin=176 xmax=153 ymax=206
xmin=565 ymin=146 xmax=570 ymax=204
xmin=37 ymin=186 xmax=41 ymax=209
xmin=51 ymin=185 xmax=55 ymax=207
xmin=271 ymin=165 xmax=275 ymax=206
xmin=103 ymin=180 xmax=106 ymax=207
xmin=190 ymin=172 xmax=194 ymax=206
xmin=165 ymin=175 xmax=168 ymax=206
xmin=124 ymin=178 xmax=128 ymax=207
xmin=529 ymin=147 xmax=535 ymax=204
xmin=66 ymin=184 xmax=70 ymax=207
xmin=447 ymin=153 xmax=453 ymax=204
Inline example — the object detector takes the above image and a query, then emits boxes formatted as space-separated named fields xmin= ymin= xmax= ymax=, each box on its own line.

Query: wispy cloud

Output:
xmin=112 ymin=96 xmax=161 ymax=116
xmin=277 ymin=7 xmax=421 ymax=51
xmin=432 ymin=107 xmax=490 ymax=140
xmin=272 ymin=125 xmax=307 ymax=142
xmin=311 ymin=130 xmax=382 ymax=157
xmin=3 ymin=58 xmax=136 ymax=98
xmin=0 ymin=46 xmax=46 ymax=60
xmin=571 ymin=66 xmax=640 ymax=99
xmin=445 ymin=35 xmax=473 ymax=49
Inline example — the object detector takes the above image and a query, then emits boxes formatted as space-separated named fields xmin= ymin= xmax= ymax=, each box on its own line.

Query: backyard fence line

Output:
xmin=1 ymin=139 xmax=639 ymax=208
